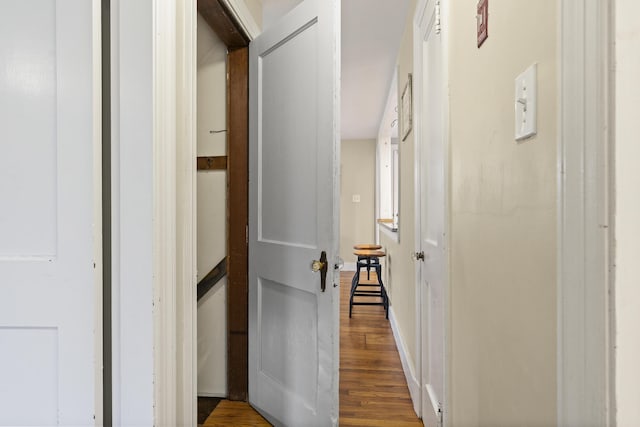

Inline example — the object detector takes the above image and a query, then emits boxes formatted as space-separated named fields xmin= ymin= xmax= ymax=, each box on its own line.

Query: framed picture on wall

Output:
xmin=477 ymin=0 xmax=489 ymax=48
xmin=401 ymin=73 xmax=412 ymax=141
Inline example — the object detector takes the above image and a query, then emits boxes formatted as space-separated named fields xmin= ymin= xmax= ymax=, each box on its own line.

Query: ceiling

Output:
xmin=261 ymin=0 xmax=411 ymax=140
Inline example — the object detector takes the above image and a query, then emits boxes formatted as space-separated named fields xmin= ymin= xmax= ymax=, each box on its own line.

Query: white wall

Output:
xmin=448 ymin=1 xmax=557 ymax=425
xmin=262 ymin=0 xmax=301 ymax=30
xmin=615 ymin=1 xmax=640 ymax=425
xmin=196 ymin=14 xmax=227 ymax=397
xmin=378 ymin=0 xmax=419 ymax=399
xmin=242 ymin=0 xmax=263 ymax=30
xmin=340 ymin=140 xmax=376 ymax=265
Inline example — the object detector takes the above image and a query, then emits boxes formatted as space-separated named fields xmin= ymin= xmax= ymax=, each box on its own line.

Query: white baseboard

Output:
xmin=389 ymin=306 xmax=421 ymax=418
xmin=343 ymin=262 xmax=356 ymax=272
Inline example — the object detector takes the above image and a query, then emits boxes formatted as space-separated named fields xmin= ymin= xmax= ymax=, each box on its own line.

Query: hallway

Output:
xmin=340 ymin=271 xmax=423 ymax=426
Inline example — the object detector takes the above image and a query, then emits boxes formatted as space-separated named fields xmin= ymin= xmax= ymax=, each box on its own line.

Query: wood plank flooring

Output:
xmin=340 ymin=271 xmax=423 ymax=426
xmin=203 ymin=400 xmax=270 ymax=427
xmin=201 ymin=271 xmax=422 ymax=426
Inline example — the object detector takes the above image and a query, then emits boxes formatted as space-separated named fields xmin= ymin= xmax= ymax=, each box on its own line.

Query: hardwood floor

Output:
xmin=340 ymin=271 xmax=423 ymax=426
xmin=198 ymin=397 xmax=222 ymax=425
xmin=201 ymin=271 xmax=422 ymax=426
xmin=202 ymin=400 xmax=270 ymax=427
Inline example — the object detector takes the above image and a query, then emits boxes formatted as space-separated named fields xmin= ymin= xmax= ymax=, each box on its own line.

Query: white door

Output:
xmin=248 ymin=0 xmax=340 ymax=425
xmin=416 ymin=0 xmax=447 ymax=425
xmin=0 ymin=1 xmax=101 ymax=426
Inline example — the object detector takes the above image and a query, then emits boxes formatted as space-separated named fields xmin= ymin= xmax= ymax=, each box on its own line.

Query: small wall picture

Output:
xmin=477 ymin=0 xmax=489 ymax=48
xmin=401 ymin=73 xmax=412 ymax=141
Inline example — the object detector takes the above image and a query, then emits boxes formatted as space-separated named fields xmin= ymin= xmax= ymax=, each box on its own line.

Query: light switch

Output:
xmin=515 ymin=63 xmax=537 ymax=141
xmin=352 ymin=194 xmax=361 ymax=203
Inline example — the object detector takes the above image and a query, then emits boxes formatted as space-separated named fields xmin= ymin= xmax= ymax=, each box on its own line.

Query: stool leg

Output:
xmin=382 ymin=285 xmax=389 ymax=319
xmin=375 ymin=264 xmax=389 ymax=319
xmin=349 ymin=270 xmax=359 ymax=318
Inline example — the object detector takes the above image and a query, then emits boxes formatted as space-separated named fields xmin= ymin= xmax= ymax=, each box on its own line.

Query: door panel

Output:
xmin=0 ymin=0 xmax=57 ymax=258
xmin=249 ymin=1 xmax=339 ymax=425
xmin=259 ymin=278 xmax=318 ymax=407
xmin=0 ymin=1 xmax=100 ymax=425
xmin=259 ymin=21 xmax=318 ymax=248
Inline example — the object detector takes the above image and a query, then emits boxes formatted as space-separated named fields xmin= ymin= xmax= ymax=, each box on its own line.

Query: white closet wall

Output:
xmin=196 ymin=13 xmax=227 ymax=397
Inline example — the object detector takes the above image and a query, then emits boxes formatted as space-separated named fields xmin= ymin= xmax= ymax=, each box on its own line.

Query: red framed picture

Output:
xmin=477 ymin=0 xmax=488 ymax=48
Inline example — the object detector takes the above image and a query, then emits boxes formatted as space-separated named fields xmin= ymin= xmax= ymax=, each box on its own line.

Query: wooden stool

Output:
xmin=350 ymin=249 xmax=388 ymax=319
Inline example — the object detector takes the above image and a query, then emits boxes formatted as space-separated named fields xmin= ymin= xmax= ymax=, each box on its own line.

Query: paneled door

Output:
xmin=248 ymin=0 xmax=340 ymax=425
xmin=416 ymin=0 xmax=448 ymax=425
xmin=0 ymin=1 xmax=101 ymax=425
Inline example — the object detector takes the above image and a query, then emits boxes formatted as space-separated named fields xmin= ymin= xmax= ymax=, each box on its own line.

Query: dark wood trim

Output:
xmin=198 ymin=3 xmax=250 ymax=402
xmin=197 ymin=257 xmax=228 ymax=301
xmin=197 ymin=156 xmax=228 ymax=171
xmin=198 ymin=0 xmax=250 ymax=50
xmin=226 ymin=47 xmax=249 ymax=401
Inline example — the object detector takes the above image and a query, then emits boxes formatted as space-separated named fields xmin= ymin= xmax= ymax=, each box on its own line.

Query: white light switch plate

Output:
xmin=352 ymin=194 xmax=361 ymax=203
xmin=515 ymin=63 xmax=537 ymax=141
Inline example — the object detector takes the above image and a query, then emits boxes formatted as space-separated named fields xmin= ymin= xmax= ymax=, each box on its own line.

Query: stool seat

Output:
xmin=353 ymin=249 xmax=385 ymax=258
xmin=353 ymin=243 xmax=382 ymax=250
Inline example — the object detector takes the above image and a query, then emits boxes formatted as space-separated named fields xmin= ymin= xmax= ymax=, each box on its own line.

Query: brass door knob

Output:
xmin=311 ymin=260 xmax=326 ymax=272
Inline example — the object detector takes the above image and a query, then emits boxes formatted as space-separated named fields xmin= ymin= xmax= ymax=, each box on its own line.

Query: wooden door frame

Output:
xmin=176 ymin=1 xmax=197 ymax=424
xmin=176 ymin=0 xmax=256 ymax=424
xmin=557 ymin=0 xmax=614 ymax=425
xmin=413 ymin=0 xmax=451 ymax=423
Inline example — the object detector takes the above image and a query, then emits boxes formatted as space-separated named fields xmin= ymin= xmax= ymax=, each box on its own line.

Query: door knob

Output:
xmin=413 ymin=251 xmax=425 ymax=261
xmin=311 ymin=251 xmax=328 ymax=292
xmin=311 ymin=260 xmax=325 ymax=272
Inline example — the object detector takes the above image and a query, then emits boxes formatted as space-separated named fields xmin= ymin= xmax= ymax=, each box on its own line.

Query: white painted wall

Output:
xmin=340 ymin=139 xmax=376 ymax=265
xmin=378 ymin=0 xmax=418 ymax=396
xmin=242 ymin=0 xmax=263 ymax=29
xmin=196 ymin=14 xmax=227 ymax=397
xmin=615 ymin=1 xmax=640 ymax=425
xmin=262 ymin=0 xmax=302 ymax=30
xmin=448 ymin=1 xmax=557 ymax=425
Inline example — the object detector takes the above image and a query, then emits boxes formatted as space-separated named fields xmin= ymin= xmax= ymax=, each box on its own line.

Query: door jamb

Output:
xmin=175 ymin=0 xmax=197 ymax=425
xmin=175 ymin=0 xmax=254 ymax=424
xmin=153 ymin=0 xmax=179 ymax=424
xmin=226 ymin=46 xmax=250 ymax=401
xmin=557 ymin=0 xmax=615 ymax=425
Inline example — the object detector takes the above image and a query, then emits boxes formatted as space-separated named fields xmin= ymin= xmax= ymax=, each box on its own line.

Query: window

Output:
xmin=391 ymin=140 xmax=399 ymax=230
xmin=376 ymin=72 xmax=399 ymax=238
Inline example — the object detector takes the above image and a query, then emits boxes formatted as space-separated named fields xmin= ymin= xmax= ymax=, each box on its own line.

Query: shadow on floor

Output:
xmin=197 ymin=396 xmax=222 ymax=425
